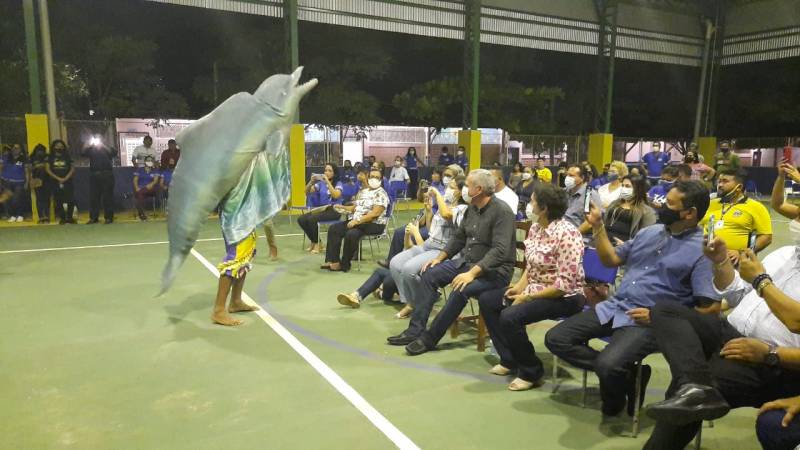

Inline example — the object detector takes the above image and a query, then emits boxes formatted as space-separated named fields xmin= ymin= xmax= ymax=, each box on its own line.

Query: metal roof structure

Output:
xmin=145 ymin=0 xmax=800 ymax=66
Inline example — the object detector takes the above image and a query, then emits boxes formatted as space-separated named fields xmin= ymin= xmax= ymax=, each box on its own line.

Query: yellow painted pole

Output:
xmin=588 ymin=133 xmax=613 ymax=169
xmin=458 ymin=129 xmax=481 ymax=172
xmin=25 ymin=113 xmax=50 ymax=223
xmin=289 ymin=124 xmax=306 ymax=209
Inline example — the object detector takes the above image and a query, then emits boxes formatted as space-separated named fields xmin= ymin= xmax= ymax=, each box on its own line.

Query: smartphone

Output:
xmin=413 ymin=209 xmax=425 ymax=223
xmin=311 ymin=173 xmax=323 ymax=181
xmin=748 ymin=231 xmax=757 ymax=251
xmin=706 ymin=214 xmax=715 ymax=243
xmin=784 ymin=146 xmax=793 ymax=163
xmin=583 ymin=188 xmax=592 ymax=214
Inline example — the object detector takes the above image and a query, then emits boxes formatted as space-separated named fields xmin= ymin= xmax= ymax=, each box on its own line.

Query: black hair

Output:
xmin=441 ymin=146 xmax=449 ymax=152
xmin=143 ymin=135 xmax=152 ymax=141
xmin=536 ymin=157 xmax=545 ymax=162
xmin=32 ymin=143 xmax=47 ymax=156
xmin=532 ymin=182 xmax=568 ymax=221
xmin=406 ymin=147 xmax=417 ymax=156
xmin=567 ymin=164 xmax=585 ymax=180
xmin=51 ymin=139 xmax=67 ymax=151
xmin=661 ymin=166 xmax=679 ymax=178
xmin=512 ymin=162 xmax=524 ymax=173
xmin=671 ymin=180 xmax=710 ymax=220
xmin=454 ymin=175 xmax=468 ymax=205
xmin=621 ymin=175 xmax=648 ymax=205
xmin=676 ymin=164 xmax=693 ymax=178
xmin=324 ymin=162 xmax=339 ymax=184
xmin=168 ymin=139 xmax=176 ymax=144
xmin=718 ymin=167 xmax=746 ymax=184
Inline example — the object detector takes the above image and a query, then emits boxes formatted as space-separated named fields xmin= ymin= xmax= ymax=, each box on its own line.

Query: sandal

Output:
xmin=394 ymin=304 xmax=413 ymax=319
xmin=508 ymin=377 xmax=544 ymax=391
xmin=373 ymin=287 xmax=383 ymax=300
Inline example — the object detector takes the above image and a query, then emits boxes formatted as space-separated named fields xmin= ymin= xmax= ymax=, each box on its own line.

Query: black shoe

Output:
xmin=387 ymin=332 xmax=417 ymax=346
xmin=627 ymin=364 xmax=652 ymax=416
xmin=405 ymin=338 xmax=433 ymax=356
xmin=646 ymin=383 xmax=730 ymax=425
xmin=104 ymin=219 xmax=113 ymax=224
xmin=376 ymin=259 xmax=389 ymax=269
xmin=86 ymin=219 xmax=99 ymax=224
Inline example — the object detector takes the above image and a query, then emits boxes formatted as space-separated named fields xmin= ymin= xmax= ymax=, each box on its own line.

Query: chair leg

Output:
xmin=694 ymin=423 xmax=703 ymax=450
xmin=477 ymin=313 xmax=486 ymax=352
xmin=450 ymin=321 xmax=459 ymax=338
xmin=581 ymin=370 xmax=588 ymax=408
xmin=632 ymin=361 xmax=643 ymax=438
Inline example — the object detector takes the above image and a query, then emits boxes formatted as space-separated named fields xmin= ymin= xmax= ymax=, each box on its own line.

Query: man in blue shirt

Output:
xmin=546 ymin=180 xmax=721 ymax=419
xmin=455 ymin=146 xmax=468 ymax=169
xmin=647 ymin=165 xmax=678 ymax=209
xmin=643 ymin=142 xmax=672 ymax=185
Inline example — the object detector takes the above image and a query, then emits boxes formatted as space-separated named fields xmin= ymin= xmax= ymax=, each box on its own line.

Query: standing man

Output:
xmin=438 ymin=146 xmax=454 ymax=166
xmin=700 ymin=168 xmax=772 ymax=265
xmin=643 ymin=142 xmax=671 ymax=186
xmin=455 ymin=146 xmax=468 ymax=170
xmin=714 ymin=140 xmax=741 ymax=174
xmin=133 ymin=135 xmax=156 ymax=168
xmin=83 ymin=141 xmax=116 ymax=224
xmin=535 ymin=157 xmax=553 ymax=184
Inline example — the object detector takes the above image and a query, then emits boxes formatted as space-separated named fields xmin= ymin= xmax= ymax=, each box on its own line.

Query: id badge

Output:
xmin=715 ymin=220 xmax=724 ymax=230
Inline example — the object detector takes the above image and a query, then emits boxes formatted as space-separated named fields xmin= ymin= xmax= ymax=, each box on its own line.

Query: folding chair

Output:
xmin=389 ymin=180 xmax=411 ymax=211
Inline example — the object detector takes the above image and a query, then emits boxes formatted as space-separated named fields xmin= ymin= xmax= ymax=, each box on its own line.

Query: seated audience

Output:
xmin=546 ymin=180 xmax=720 ymax=420
xmin=757 ymin=395 xmax=800 ymax=450
xmin=389 ymin=176 xmax=468 ymax=319
xmin=597 ymin=160 xmax=628 ymax=208
xmin=562 ymin=164 xmax=602 ymax=242
xmin=643 ymin=234 xmax=800 ymax=449
xmin=132 ymin=155 xmax=161 ymax=221
xmin=700 ymin=168 xmax=772 ymax=265
xmin=604 ymin=175 xmax=656 ymax=245
xmin=647 ymin=165 xmax=679 ymax=208
xmin=490 ymin=168 xmax=519 ymax=215
xmin=336 ymin=267 xmax=400 ymax=308
xmin=385 ymin=169 xmax=515 ymax=356
xmin=297 ymin=163 xmax=345 ymax=254
xmin=321 ymin=168 xmax=388 ymax=272
xmin=479 ymin=183 xmax=585 ymax=390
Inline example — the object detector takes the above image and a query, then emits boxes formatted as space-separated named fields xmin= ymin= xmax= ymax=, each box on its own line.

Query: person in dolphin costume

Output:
xmin=160 ymin=67 xmax=317 ymax=325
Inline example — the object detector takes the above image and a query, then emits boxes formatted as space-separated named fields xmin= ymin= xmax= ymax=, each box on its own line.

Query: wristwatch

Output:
xmin=764 ymin=342 xmax=780 ymax=367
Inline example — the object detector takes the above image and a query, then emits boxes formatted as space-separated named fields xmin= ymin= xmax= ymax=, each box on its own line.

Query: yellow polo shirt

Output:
xmin=700 ymin=197 xmax=772 ymax=250
xmin=536 ymin=167 xmax=553 ymax=184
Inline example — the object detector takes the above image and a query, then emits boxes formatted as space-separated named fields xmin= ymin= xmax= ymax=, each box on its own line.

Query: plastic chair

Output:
xmin=744 ymin=180 xmax=759 ymax=198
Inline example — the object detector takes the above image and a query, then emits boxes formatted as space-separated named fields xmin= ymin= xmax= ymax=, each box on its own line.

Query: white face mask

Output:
xmin=521 ymin=172 xmax=533 ymax=181
xmin=619 ymin=186 xmax=634 ymax=200
xmin=442 ymin=176 xmax=452 ymax=185
xmin=394 ymin=161 xmax=402 ymax=167
xmin=145 ymin=161 xmax=154 ymax=168
xmin=525 ymin=203 xmax=535 ymax=220
xmin=790 ymin=220 xmax=800 ymax=245
xmin=564 ymin=176 xmax=576 ymax=190
xmin=368 ymin=178 xmax=381 ymax=189
xmin=462 ymin=185 xmax=473 ymax=203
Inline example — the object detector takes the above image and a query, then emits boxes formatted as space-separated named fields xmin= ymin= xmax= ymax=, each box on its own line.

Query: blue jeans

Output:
xmin=757 ymin=409 xmax=800 ymax=450
xmin=386 ymin=226 xmax=428 ymax=262
xmin=402 ymin=259 xmax=509 ymax=342
xmin=389 ymin=241 xmax=442 ymax=304
xmin=356 ymin=267 xmax=398 ymax=302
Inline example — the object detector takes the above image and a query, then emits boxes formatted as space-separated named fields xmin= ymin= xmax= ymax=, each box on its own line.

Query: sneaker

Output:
xmin=336 ymin=292 xmax=361 ymax=308
xmin=7 ymin=217 xmax=15 ymax=223
xmin=104 ymin=219 xmax=113 ymax=224
xmin=16 ymin=216 xmax=23 ymax=222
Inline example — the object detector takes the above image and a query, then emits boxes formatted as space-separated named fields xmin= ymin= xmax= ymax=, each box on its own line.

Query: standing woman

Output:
xmin=46 ymin=140 xmax=76 ymax=224
xmin=405 ymin=147 xmax=424 ymax=197
xmin=297 ymin=163 xmax=345 ymax=254
xmin=508 ymin=162 xmax=524 ymax=191
xmin=29 ymin=144 xmax=51 ymax=223
xmin=603 ymin=175 xmax=656 ymax=245
xmin=684 ymin=150 xmax=715 ymax=187
xmin=515 ymin=166 xmax=537 ymax=219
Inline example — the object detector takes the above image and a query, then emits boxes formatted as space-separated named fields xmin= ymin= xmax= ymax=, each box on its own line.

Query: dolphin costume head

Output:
xmin=159 ymin=67 xmax=317 ymax=295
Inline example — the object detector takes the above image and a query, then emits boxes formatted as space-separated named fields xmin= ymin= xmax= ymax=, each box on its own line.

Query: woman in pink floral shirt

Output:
xmin=478 ymin=182 xmax=586 ymax=391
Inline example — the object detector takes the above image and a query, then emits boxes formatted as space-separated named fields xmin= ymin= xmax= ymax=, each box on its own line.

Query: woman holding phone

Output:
xmin=297 ymin=163 xmax=344 ymax=253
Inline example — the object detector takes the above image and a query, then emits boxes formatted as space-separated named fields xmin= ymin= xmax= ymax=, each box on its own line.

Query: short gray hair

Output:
xmin=445 ymin=164 xmax=464 ymax=178
xmin=468 ymin=169 xmax=496 ymax=195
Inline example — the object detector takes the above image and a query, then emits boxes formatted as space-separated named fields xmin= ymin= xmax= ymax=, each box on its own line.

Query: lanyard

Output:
xmin=720 ymin=195 xmax=747 ymax=219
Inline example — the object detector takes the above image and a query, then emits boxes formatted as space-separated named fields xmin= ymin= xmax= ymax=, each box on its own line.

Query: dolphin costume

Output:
xmin=160 ymin=67 xmax=317 ymax=294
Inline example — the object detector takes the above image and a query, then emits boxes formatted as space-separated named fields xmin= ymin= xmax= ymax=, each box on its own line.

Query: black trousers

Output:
xmin=51 ymin=180 xmax=75 ymax=221
xmin=643 ymin=302 xmax=800 ymax=450
xmin=480 ymin=291 xmax=585 ymax=382
xmin=325 ymin=221 xmax=384 ymax=271
xmin=89 ymin=170 xmax=115 ymax=221
xmin=297 ymin=206 xmax=342 ymax=244
xmin=544 ymin=308 xmax=659 ymax=415
xmin=34 ymin=183 xmax=50 ymax=220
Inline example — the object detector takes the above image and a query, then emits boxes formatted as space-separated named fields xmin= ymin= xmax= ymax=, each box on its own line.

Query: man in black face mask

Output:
xmin=714 ymin=140 xmax=741 ymax=173
xmin=546 ymin=180 xmax=721 ymax=424
xmin=699 ymin=168 xmax=772 ymax=266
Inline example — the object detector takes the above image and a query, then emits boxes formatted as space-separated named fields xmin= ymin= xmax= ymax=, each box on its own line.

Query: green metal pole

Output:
xmin=284 ymin=0 xmax=299 ymax=122
xmin=471 ymin=0 xmax=480 ymax=130
xmin=22 ymin=0 xmax=42 ymax=114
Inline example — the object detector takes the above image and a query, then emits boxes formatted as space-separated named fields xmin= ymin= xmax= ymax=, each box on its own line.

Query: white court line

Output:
xmin=188 ymin=248 xmax=419 ymax=450
xmin=0 ymin=234 xmax=303 ymax=254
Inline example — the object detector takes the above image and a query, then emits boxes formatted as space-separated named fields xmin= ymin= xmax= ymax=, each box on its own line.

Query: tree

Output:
xmin=84 ymin=36 xmax=188 ymax=118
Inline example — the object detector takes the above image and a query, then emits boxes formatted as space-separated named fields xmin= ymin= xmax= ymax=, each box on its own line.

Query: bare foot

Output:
xmin=228 ymin=300 xmax=260 ymax=313
xmin=211 ymin=311 xmax=244 ymax=326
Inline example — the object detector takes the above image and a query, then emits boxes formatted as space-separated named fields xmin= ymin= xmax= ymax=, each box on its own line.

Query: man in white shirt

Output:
xmin=132 ymin=136 xmax=156 ymax=167
xmin=642 ymin=237 xmax=800 ymax=449
xmin=490 ymin=168 xmax=518 ymax=215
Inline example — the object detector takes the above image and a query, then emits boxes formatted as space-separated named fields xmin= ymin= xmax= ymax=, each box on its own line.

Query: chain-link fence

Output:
xmin=0 ymin=117 xmax=28 ymax=151
xmin=506 ymin=134 xmax=586 ymax=167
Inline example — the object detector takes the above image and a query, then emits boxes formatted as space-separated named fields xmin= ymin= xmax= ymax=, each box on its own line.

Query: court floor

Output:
xmin=1 ymin=206 xmax=781 ymax=449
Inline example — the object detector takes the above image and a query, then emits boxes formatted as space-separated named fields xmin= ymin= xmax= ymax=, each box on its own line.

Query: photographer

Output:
xmin=297 ymin=163 xmax=345 ymax=254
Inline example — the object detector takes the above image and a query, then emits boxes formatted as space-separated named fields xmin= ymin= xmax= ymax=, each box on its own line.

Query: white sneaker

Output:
xmin=16 ymin=216 xmax=23 ymax=222
xmin=6 ymin=217 xmax=14 ymax=223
